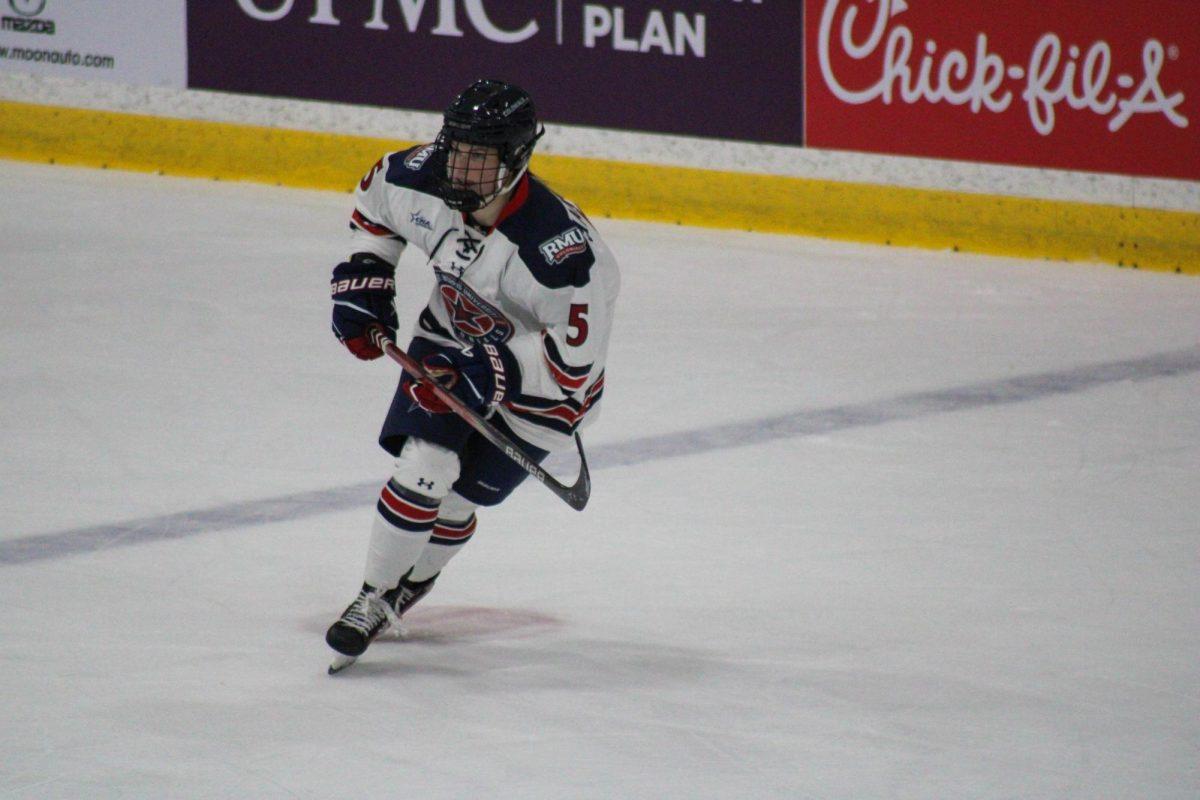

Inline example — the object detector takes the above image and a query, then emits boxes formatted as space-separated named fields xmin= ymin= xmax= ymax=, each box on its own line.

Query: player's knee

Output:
xmin=438 ymin=491 xmax=478 ymax=523
xmin=392 ymin=438 xmax=460 ymax=499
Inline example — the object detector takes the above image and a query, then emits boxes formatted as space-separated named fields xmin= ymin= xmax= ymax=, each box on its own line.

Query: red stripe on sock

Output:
xmin=432 ymin=516 xmax=477 ymax=541
xmin=379 ymin=485 xmax=439 ymax=524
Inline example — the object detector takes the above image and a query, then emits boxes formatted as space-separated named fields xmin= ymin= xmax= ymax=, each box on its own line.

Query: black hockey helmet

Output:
xmin=432 ymin=79 xmax=545 ymax=212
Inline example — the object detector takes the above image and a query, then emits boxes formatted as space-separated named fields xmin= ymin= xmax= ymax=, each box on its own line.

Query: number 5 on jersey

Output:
xmin=567 ymin=303 xmax=589 ymax=346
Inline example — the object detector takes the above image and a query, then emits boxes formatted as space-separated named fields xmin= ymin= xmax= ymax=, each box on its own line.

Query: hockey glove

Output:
xmin=331 ymin=253 xmax=398 ymax=360
xmin=404 ymin=344 xmax=520 ymax=414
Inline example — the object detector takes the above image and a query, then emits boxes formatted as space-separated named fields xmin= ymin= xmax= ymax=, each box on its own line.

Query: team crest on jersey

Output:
xmin=404 ymin=144 xmax=436 ymax=170
xmin=436 ymin=271 xmax=513 ymax=345
xmin=538 ymin=226 xmax=589 ymax=265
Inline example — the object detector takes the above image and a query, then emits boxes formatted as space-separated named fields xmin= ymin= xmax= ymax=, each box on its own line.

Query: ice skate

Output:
xmin=391 ymin=571 xmax=438 ymax=620
xmin=325 ymin=583 xmax=393 ymax=674
xmin=325 ymin=574 xmax=441 ymax=673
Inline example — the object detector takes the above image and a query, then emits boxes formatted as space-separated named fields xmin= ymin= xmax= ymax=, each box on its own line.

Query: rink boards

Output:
xmin=1 ymin=98 xmax=1197 ymax=274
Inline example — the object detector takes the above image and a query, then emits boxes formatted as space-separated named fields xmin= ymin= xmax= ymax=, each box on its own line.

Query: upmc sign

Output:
xmin=805 ymin=0 xmax=1199 ymax=181
xmin=186 ymin=1 xmax=805 ymax=145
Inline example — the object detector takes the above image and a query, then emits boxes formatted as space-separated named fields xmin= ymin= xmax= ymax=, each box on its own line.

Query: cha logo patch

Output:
xmin=538 ymin=226 xmax=589 ymax=265
xmin=404 ymin=144 xmax=436 ymax=170
xmin=436 ymin=271 xmax=513 ymax=345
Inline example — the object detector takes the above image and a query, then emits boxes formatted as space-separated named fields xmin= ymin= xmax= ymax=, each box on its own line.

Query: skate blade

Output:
xmin=328 ymin=653 xmax=358 ymax=675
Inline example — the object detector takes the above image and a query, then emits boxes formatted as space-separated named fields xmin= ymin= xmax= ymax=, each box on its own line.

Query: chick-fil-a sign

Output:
xmin=805 ymin=0 xmax=1199 ymax=181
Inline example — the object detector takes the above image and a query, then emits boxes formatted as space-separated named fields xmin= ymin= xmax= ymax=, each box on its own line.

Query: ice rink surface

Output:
xmin=1 ymin=161 xmax=1198 ymax=799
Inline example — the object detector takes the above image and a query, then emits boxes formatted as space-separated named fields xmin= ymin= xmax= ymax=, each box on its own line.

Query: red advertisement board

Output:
xmin=805 ymin=0 xmax=1200 ymax=181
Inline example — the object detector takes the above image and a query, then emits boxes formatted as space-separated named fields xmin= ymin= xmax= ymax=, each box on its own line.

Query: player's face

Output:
xmin=447 ymin=141 xmax=502 ymax=197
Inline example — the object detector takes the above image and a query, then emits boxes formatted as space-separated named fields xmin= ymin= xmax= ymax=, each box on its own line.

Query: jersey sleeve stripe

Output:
xmin=503 ymin=373 xmax=604 ymax=435
xmin=351 ymin=209 xmax=404 ymax=240
xmin=544 ymin=358 xmax=589 ymax=392
xmin=541 ymin=331 xmax=591 ymax=391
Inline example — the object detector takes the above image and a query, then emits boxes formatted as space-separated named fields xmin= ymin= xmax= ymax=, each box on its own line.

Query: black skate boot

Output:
xmin=326 ymin=583 xmax=392 ymax=673
xmin=385 ymin=570 xmax=440 ymax=620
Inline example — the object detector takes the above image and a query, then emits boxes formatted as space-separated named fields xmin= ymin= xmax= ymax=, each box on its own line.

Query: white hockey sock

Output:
xmin=408 ymin=514 xmax=477 ymax=582
xmin=364 ymin=479 xmax=440 ymax=590
xmin=362 ymin=439 xmax=460 ymax=590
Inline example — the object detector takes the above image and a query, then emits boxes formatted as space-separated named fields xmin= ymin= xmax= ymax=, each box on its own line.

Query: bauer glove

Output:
xmin=404 ymin=344 xmax=520 ymax=414
xmin=330 ymin=253 xmax=398 ymax=360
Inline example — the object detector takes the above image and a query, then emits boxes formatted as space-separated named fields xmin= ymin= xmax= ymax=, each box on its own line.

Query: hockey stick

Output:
xmin=367 ymin=326 xmax=591 ymax=511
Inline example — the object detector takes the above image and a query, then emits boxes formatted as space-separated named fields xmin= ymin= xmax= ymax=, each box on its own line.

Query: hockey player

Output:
xmin=325 ymin=79 xmax=619 ymax=671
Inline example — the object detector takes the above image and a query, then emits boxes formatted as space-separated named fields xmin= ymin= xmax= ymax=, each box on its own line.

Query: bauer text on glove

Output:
xmin=404 ymin=344 xmax=520 ymax=414
xmin=330 ymin=253 xmax=398 ymax=359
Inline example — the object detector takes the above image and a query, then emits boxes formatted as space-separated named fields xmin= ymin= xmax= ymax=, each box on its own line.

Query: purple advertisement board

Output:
xmin=186 ymin=1 xmax=805 ymax=145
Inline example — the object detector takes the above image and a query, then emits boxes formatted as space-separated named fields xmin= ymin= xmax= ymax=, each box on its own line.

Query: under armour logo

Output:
xmin=418 ymin=478 xmax=435 ymax=490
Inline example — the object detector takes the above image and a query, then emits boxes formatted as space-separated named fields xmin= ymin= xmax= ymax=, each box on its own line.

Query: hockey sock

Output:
xmin=362 ymin=437 xmax=461 ymax=589
xmin=409 ymin=513 xmax=477 ymax=582
xmin=363 ymin=478 xmax=440 ymax=590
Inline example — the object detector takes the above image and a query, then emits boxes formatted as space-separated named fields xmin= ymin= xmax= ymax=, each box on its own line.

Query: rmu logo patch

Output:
xmin=538 ymin=226 xmax=589 ymax=265
xmin=405 ymin=144 xmax=436 ymax=170
xmin=436 ymin=271 xmax=514 ymax=345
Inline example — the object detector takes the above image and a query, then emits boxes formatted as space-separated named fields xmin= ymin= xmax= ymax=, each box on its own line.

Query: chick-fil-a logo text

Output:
xmin=817 ymin=0 xmax=1189 ymax=135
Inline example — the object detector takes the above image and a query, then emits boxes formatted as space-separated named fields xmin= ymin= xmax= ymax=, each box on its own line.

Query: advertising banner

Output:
xmin=0 ymin=0 xmax=186 ymax=87
xmin=186 ymin=1 xmax=805 ymax=144
xmin=805 ymin=0 xmax=1200 ymax=181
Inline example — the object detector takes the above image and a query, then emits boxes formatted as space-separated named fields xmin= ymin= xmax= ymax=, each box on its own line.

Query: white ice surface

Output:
xmin=0 ymin=162 xmax=1198 ymax=799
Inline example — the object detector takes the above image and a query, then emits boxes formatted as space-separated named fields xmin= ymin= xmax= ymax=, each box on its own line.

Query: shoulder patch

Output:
xmin=383 ymin=143 xmax=443 ymax=197
xmin=498 ymin=177 xmax=595 ymax=290
xmin=403 ymin=143 xmax=437 ymax=170
xmin=538 ymin=226 xmax=589 ymax=265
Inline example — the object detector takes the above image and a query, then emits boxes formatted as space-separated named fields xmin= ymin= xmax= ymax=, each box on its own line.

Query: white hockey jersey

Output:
xmin=346 ymin=144 xmax=620 ymax=453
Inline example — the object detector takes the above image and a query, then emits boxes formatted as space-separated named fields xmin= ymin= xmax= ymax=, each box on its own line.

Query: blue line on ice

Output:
xmin=4 ymin=346 xmax=1198 ymax=565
